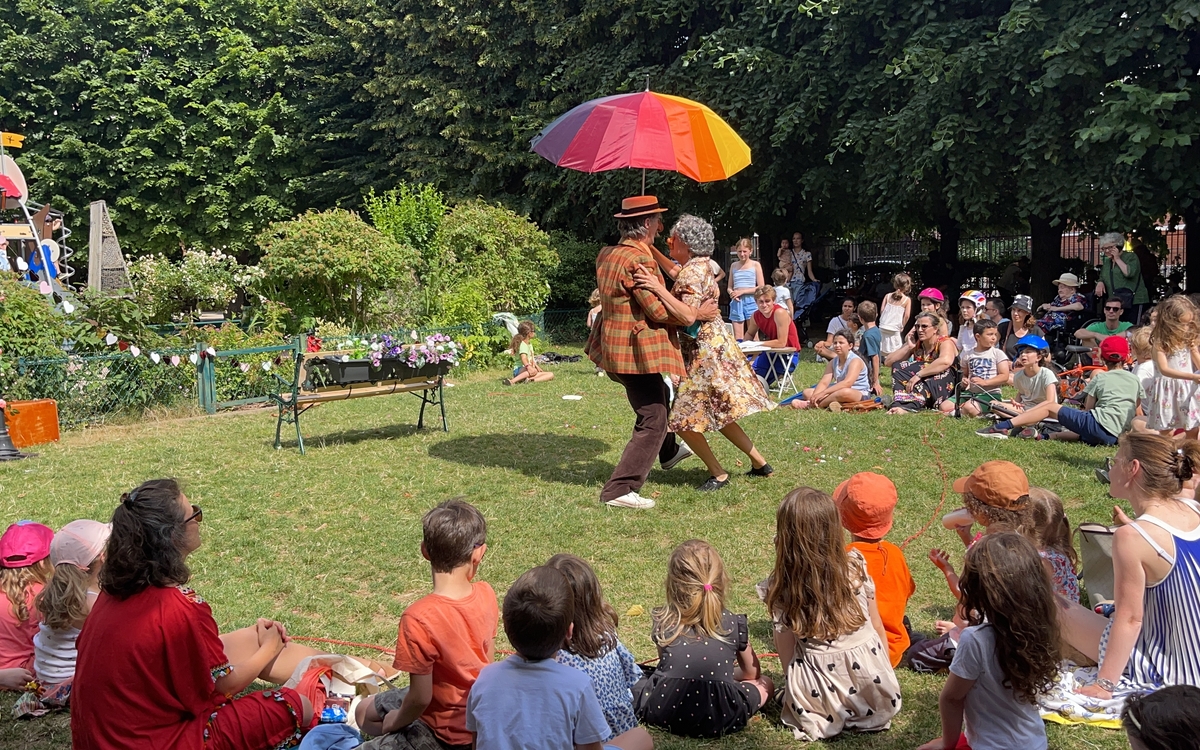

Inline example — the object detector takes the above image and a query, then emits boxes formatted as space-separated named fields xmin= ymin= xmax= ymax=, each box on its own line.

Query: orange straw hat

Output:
xmin=833 ymin=472 xmax=898 ymax=538
xmin=953 ymin=461 xmax=1031 ymax=511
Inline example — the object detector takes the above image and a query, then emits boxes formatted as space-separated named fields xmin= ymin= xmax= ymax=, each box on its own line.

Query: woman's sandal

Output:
xmin=746 ymin=463 xmax=774 ymax=477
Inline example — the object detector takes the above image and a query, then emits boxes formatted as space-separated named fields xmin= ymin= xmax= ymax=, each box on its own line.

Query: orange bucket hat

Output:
xmin=833 ymin=472 xmax=898 ymax=538
xmin=953 ymin=461 xmax=1030 ymax=511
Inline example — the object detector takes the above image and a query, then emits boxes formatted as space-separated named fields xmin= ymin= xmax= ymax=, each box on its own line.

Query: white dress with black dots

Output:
xmin=632 ymin=611 xmax=760 ymax=738
xmin=776 ymin=550 xmax=902 ymax=740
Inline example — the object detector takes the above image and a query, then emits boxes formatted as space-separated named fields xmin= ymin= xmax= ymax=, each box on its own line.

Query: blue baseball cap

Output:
xmin=1014 ymin=335 xmax=1049 ymax=352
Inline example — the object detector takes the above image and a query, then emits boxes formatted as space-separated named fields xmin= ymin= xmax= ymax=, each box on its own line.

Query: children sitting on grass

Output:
xmin=633 ymin=540 xmax=771 ymax=738
xmin=917 ymin=532 xmax=1059 ymax=750
xmin=833 ymin=473 xmax=916 ymax=668
xmin=547 ymin=554 xmax=652 ymax=750
xmin=1003 ymin=336 xmax=1058 ymax=413
xmin=356 ymin=499 xmax=498 ymax=747
xmin=957 ymin=319 xmax=1011 ymax=417
xmin=790 ymin=329 xmax=871 ymax=410
xmin=0 ymin=521 xmax=52 ymax=692
xmin=976 ymin=335 xmax=1143 ymax=443
xmin=14 ymin=520 xmax=110 ymax=717
xmin=768 ymin=487 xmax=902 ymax=741
xmin=466 ymin=566 xmax=622 ymax=750
xmin=504 ymin=321 xmax=554 ymax=385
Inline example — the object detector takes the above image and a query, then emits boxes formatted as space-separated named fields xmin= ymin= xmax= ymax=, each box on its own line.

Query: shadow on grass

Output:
xmin=428 ymin=433 xmax=616 ymax=486
xmin=273 ymin=423 xmax=424 ymax=450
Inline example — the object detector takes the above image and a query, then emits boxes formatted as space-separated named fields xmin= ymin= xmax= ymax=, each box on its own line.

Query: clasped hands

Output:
xmin=255 ymin=617 xmax=290 ymax=656
xmin=631 ymin=264 xmax=719 ymax=322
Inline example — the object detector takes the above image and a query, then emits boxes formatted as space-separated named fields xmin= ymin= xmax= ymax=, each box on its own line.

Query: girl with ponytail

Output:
xmin=767 ymin=487 xmax=902 ymax=741
xmin=632 ymin=539 xmax=771 ymax=738
xmin=1060 ymin=433 xmax=1200 ymax=701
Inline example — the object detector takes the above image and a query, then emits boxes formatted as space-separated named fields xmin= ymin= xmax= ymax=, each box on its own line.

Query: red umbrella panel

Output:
xmin=531 ymin=91 xmax=751 ymax=183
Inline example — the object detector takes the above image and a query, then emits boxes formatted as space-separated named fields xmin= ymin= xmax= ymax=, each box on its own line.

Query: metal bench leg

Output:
xmin=439 ymin=380 xmax=448 ymax=431
xmin=294 ymin=406 xmax=305 ymax=455
xmin=418 ymin=389 xmax=427 ymax=429
xmin=274 ymin=405 xmax=284 ymax=450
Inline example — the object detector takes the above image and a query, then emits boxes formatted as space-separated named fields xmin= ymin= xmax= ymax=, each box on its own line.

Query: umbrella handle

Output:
xmin=641 ymin=168 xmax=646 ymax=195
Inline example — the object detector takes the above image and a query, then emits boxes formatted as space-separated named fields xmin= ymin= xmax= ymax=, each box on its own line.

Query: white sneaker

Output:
xmin=660 ymin=442 xmax=694 ymax=470
xmin=605 ymin=492 xmax=656 ymax=509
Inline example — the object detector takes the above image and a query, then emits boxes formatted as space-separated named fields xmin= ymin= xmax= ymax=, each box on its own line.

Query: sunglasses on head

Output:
xmin=184 ymin=504 xmax=203 ymax=524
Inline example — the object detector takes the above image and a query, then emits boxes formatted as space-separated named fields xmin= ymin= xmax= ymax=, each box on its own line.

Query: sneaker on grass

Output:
xmin=660 ymin=442 xmax=694 ymax=470
xmin=605 ymin=492 xmax=655 ymax=509
xmin=1014 ymin=427 xmax=1039 ymax=440
xmin=975 ymin=424 xmax=1010 ymax=439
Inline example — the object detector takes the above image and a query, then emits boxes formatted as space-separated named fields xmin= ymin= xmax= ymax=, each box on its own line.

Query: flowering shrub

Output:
xmin=129 ymin=249 xmax=263 ymax=322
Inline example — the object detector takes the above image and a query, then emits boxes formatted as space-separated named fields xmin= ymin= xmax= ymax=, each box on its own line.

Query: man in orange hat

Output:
xmin=586 ymin=195 xmax=719 ymax=509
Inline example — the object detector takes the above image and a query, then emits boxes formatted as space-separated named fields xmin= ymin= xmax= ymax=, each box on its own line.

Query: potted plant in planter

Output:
xmin=309 ymin=337 xmax=378 ymax=386
xmin=374 ymin=332 xmax=461 ymax=381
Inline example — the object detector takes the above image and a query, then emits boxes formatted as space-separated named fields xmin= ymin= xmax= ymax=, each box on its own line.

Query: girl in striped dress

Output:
xmin=1059 ymin=432 xmax=1200 ymax=698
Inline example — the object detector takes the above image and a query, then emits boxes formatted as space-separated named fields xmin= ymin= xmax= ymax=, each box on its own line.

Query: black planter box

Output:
xmin=372 ymin=358 xmax=444 ymax=381
xmin=313 ymin=357 xmax=374 ymax=386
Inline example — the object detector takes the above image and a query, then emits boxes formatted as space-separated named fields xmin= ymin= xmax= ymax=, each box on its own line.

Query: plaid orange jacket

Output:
xmin=585 ymin=240 xmax=687 ymax=379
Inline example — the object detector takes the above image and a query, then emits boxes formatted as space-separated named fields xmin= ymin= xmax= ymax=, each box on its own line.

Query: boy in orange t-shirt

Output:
xmin=354 ymin=499 xmax=498 ymax=748
xmin=833 ymin=473 xmax=916 ymax=667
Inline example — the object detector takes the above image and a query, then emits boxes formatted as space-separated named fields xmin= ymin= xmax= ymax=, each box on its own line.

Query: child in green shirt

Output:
xmin=504 ymin=321 xmax=555 ymax=385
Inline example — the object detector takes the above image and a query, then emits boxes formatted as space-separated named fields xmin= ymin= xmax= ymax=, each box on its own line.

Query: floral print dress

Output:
xmin=668 ymin=257 xmax=774 ymax=433
xmin=1147 ymin=348 xmax=1200 ymax=431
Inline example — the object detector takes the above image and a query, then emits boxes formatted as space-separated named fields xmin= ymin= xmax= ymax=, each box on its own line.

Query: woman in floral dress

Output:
xmin=633 ymin=215 xmax=774 ymax=492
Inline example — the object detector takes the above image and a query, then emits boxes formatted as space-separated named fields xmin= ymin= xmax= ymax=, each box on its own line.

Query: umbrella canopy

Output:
xmin=531 ymin=91 xmax=751 ymax=183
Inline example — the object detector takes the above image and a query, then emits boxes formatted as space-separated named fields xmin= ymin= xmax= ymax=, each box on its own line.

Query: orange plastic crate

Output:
xmin=5 ymin=399 xmax=60 ymax=448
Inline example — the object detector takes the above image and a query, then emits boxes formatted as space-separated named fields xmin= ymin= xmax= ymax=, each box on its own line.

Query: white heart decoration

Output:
xmin=171 ymin=355 xmax=181 ymax=367
xmin=39 ymin=281 xmax=52 ymax=295
xmin=189 ymin=353 xmax=199 ymax=365
xmin=105 ymin=333 xmax=119 ymax=346
xmin=150 ymin=352 xmax=161 ymax=364
xmin=261 ymin=361 xmax=272 ymax=371
xmin=129 ymin=345 xmax=141 ymax=358
xmin=16 ymin=257 xmax=28 ymax=271
xmin=62 ymin=300 xmax=75 ymax=314
xmin=206 ymin=347 xmax=217 ymax=357
xmin=239 ymin=363 xmax=250 ymax=373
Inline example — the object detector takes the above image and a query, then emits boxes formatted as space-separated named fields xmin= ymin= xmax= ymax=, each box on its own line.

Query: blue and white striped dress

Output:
xmin=1101 ymin=500 xmax=1200 ymax=690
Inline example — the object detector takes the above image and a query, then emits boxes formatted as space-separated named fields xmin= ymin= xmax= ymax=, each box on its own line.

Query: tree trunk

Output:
xmin=1185 ymin=206 xmax=1200 ymax=293
xmin=1028 ymin=215 xmax=1064 ymax=307
xmin=937 ymin=214 xmax=961 ymax=265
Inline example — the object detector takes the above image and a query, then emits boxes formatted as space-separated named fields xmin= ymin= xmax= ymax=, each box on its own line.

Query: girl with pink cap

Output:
xmin=12 ymin=520 xmax=110 ymax=716
xmin=0 ymin=520 xmax=53 ymax=691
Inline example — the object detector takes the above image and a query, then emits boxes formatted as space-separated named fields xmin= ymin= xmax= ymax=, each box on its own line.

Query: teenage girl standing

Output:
xmin=727 ymin=239 xmax=763 ymax=340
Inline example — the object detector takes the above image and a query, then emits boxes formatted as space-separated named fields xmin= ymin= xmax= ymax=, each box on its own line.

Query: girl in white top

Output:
xmin=1146 ymin=295 xmax=1200 ymax=437
xmin=878 ymin=273 xmax=912 ymax=356
xmin=21 ymin=520 xmax=110 ymax=714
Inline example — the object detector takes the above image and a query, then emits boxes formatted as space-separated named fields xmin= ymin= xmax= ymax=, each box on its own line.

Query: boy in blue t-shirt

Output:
xmin=857 ymin=301 xmax=883 ymax=395
xmin=466 ymin=567 xmax=618 ymax=750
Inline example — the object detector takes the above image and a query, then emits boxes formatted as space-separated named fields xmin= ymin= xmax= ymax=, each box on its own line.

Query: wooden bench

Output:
xmin=269 ymin=350 xmax=448 ymax=454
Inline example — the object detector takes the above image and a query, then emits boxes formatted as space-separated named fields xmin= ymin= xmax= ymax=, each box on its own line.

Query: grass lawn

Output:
xmin=1 ymin=349 xmax=1128 ymax=749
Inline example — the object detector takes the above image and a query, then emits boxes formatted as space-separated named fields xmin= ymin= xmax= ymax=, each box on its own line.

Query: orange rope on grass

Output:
xmin=899 ymin=413 xmax=953 ymax=550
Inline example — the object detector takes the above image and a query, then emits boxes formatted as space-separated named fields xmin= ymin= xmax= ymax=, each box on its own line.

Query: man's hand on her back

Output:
xmin=697 ymin=299 xmax=720 ymax=322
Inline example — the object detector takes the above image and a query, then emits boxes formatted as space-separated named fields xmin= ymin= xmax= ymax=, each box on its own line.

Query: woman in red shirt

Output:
xmin=72 ymin=479 xmax=318 ymax=750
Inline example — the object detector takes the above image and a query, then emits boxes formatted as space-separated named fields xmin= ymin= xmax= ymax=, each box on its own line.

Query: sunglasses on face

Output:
xmin=914 ymin=324 xmax=932 ymax=330
xmin=184 ymin=504 xmax=203 ymax=524
xmin=1105 ymin=306 xmax=1122 ymax=312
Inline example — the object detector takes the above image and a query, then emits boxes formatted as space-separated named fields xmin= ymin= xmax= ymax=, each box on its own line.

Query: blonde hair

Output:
xmin=1130 ymin=326 xmax=1153 ymax=361
xmin=35 ymin=563 xmax=95 ymax=631
xmin=1149 ymin=295 xmax=1199 ymax=355
xmin=766 ymin=487 xmax=867 ymax=640
xmin=0 ymin=560 xmax=52 ymax=622
xmin=588 ymin=289 xmax=601 ymax=307
xmin=652 ymin=540 xmax=730 ymax=647
xmin=753 ymin=284 xmax=776 ymax=301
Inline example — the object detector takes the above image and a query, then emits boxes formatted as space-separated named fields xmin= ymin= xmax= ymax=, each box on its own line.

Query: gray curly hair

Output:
xmin=1098 ymin=232 xmax=1125 ymax=250
xmin=670 ymin=214 xmax=715 ymax=257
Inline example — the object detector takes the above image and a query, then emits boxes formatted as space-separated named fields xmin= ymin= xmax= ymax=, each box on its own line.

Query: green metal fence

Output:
xmin=3 ymin=314 xmax=588 ymax=428
xmin=7 ymin=349 xmax=199 ymax=428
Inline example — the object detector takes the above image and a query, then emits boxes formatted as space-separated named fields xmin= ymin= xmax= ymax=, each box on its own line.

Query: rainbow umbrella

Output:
xmin=530 ymin=90 xmax=751 ymax=189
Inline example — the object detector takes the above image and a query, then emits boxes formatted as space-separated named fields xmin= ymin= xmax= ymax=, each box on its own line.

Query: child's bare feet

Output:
xmin=929 ymin=548 xmax=956 ymax=577
xmin=790 ymin=399 xmax=810 ymax=410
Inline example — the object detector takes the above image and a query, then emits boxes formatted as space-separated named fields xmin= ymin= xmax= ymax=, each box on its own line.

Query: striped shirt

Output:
xmin=1122 ymin=501 xmax=1200 ymax=689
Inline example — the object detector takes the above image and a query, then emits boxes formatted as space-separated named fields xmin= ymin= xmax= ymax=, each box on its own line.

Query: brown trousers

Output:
xmin=601 ymin=372 xmax=680 ymax=502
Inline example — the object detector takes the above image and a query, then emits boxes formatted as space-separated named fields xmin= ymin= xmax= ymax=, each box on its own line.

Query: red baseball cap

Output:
xmin=1100 ymin=335 xmax=1130 ymax=363
xmin=0 ymin=521 xmax=54 ymax=568
xmin=833 ymin=473 xmax=898 ymax=538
